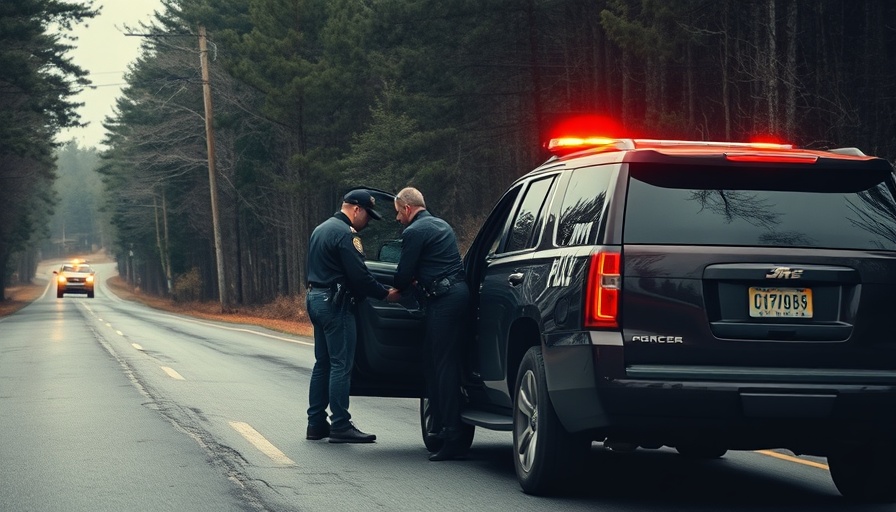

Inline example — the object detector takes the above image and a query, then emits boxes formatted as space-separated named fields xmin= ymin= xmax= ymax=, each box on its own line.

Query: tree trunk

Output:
xmin=764 ymin=0 xmax=778 ymax=134
xmin=784 ymin=1 xmax=797 ymax=138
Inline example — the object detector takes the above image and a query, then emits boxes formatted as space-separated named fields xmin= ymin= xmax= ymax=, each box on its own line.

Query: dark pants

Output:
xmin=306 ymin=288 xmax=356 ymax=431
xmin=424 ymin=281 xmax=470 ymax=438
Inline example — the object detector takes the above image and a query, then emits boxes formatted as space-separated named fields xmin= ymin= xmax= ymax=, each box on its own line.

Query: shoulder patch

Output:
xmin=353 ymin=236 xmax=364 ymax=254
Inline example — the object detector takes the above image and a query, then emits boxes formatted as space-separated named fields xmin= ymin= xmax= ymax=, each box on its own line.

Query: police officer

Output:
xmin=305 ymin=189 xmax=399 ymax=443
xmin=392 ymin=187 xmax=471 ymax=461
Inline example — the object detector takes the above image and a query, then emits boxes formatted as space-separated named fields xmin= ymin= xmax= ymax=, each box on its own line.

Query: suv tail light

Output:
xmin=584 ymin=251 xmax=621 ymax=328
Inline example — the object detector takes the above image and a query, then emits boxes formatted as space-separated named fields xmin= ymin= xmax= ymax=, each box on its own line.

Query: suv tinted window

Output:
xmin=483 ymin=186 xmax=522 ymax=257
xmin=503 ymin=177 xmax=555 ymax=253
xmin=556 ymin=166 xmax=613 ymax=246
xmin=624 ymin=165 xmax=896 ymax=250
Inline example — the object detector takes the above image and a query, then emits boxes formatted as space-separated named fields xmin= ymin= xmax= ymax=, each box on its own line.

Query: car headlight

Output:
xmin=86 ymin=275 xmax=95 ymax=283
xmin=58 ymin=275 xmax=67 ymax=284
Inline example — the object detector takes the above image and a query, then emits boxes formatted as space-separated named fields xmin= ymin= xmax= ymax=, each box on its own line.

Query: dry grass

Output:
xmin=0 ymin=280 xmax=47 ymax=317
xmin=0 ymin=274 xmax=313 ymax=338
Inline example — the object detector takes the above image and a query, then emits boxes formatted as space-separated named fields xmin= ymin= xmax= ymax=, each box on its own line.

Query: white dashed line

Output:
xmin=132 ymin=343 xmax=144 ymax=351
xmin=160 ymin=366 xmax=185 ymax=380
xmin=229 ymin=421 xmax=295 ymax=466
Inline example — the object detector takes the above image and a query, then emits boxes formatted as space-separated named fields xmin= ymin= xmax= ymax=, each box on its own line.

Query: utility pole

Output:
xmin=199 ymin=25 xmax=228 ymax=312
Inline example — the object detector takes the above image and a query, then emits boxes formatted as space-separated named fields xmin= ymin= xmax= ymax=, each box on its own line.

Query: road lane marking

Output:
xmin=757 ymin=449 xmax=829 ymax=470
xmin=229 ymin=421 xmax=295 ymax=466
xmin=160 ymin=366 xmax=185 ymax=380
xmin=147 ymin=314 xmax=313 ymax=346
xmin=116 ymin=330 xmax=124 ymax=336
xmin=132 ymin=343 xmax=144 ymax=351
xmin=38 ymin=280 xmax=52 ymax=301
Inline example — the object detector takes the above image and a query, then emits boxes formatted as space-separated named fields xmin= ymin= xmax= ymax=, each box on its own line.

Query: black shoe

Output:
xmin=429 ymin=440 xmax=468 ymax=461
xmin=329 ymin=423 xmax=376 ymax=444
xmin=306 ymin=423 xmax=330 ymax=440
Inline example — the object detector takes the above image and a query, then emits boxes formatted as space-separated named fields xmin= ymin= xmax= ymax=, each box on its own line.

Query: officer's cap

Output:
xmin=343 ymin=189 xmax=382 ymax=220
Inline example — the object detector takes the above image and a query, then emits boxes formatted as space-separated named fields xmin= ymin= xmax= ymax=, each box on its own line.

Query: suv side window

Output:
xmin=556 ymin=166 xmax=613 ymax=246
xmin=503 ymin=176 xmax=556 ymax=253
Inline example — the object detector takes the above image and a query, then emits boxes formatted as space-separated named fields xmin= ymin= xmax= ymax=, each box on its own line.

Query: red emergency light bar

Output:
xmin=544 ymin=137 xmax=821 ymax=164
xmin=546 ymin=137 xmax=795 ymax=155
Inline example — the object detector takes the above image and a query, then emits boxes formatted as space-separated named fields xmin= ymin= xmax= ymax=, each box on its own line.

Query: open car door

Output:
xmin=345 ymin=188 xmax=427 ymax=398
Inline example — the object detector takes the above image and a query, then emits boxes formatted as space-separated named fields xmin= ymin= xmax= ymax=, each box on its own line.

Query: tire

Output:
xmin=675 ymin=445 xmax=727 ymax=459
xmin=513 ymin=346 xmax=590 ymax=495
xmin=87 ymin=290 xmax=94 ymax=299
xmin=419 ymin=397 xmax=475 ymax=453
xmin=57 ymin=288 xmax=64 ymax=299
xmin=828 ymin=441 xmax=896 ymax=503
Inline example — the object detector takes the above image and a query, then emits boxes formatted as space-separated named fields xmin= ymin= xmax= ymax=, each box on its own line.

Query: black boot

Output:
xmin=429 ymin=428 xmax=467 ymax=461
xmin=429 ymin=439 xmax=468 ymax=461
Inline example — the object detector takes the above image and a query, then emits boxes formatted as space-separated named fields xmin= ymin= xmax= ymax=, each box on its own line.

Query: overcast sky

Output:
xmin=57 ymin=0 xmax=165 ymax=149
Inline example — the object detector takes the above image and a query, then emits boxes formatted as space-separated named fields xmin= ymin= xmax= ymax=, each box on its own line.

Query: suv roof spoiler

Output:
xmin=828 ymin=147 xmax=867 ymax=157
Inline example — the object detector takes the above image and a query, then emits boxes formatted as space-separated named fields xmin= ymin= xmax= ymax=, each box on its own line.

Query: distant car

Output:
xmin=54 ymin=261 xmax=95 ymax=298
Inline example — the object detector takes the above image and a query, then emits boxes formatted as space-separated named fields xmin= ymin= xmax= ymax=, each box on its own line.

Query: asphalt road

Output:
xmin=0 ymin=262 xmax=891 ymax=512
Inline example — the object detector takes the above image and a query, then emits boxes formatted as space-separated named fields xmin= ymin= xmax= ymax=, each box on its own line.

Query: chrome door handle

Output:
xmin=508 ymin=272 xmax=524 ymax=286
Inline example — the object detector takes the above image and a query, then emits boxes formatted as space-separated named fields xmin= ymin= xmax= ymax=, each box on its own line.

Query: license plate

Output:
xmin=748 ymin=287 xmax=813 ymax=318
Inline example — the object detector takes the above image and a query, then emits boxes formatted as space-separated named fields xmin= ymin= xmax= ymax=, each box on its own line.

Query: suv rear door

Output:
xmin=343 ymin=188 xmax=428 ymax=397
xmin=620 ymin=162 xmax=896 ymax=374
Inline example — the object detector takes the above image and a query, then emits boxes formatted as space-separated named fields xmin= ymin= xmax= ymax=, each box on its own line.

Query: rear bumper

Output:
xmin=544 ymin=342 xmax=896 ymax=451
xmin=599 ymin=377 xmax=896 ymax=423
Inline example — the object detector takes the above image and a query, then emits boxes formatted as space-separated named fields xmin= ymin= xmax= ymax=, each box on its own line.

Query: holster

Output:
xmin=423 ymin=273 xmax=464 ymax=299
xmin=332 ymin=283 xmax=348 ymax=307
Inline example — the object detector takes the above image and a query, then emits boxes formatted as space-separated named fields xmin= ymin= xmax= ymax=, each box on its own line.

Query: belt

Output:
xmin=446 ymin=272 xmax=465 ymax=285
xmin=423 ymin=273 xmax=465 ymax=298
xmin=307 ymin=282 xmax=332 ymax=289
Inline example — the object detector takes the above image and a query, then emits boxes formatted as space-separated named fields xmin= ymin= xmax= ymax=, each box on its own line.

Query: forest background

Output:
xmin=2 ymin=0 xmax=895 ymax=310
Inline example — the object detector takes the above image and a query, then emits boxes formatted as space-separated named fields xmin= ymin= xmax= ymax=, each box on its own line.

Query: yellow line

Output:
xmin=160 ymin=366 xmax=185 ymax=380
xmin=756 ymin=450 xmax=829 ymax=470
xmin=229 ymin=421 xmax=295 ymax=466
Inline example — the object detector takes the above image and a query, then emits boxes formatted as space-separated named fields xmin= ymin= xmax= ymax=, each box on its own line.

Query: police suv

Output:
xmin=349 ymin=136 xmax=896 ymax=502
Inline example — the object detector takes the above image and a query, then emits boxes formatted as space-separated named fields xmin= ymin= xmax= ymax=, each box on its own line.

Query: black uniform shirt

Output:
xmin=306 ymin=212 xmax=388 ymax=300
xmin=394 ymin=210 xmax=464 ymax=291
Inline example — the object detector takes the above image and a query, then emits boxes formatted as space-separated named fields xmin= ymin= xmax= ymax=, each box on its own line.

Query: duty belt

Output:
xmin=422 ymin=273 xmax=464 ymax=298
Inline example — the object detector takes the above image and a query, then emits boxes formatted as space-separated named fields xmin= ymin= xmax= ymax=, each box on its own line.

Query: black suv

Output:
xmin=348 ymin=137 xmax=896 ymax=502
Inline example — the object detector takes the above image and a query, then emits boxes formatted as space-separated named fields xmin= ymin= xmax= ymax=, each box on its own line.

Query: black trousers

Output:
xmin=423 ymin=281 xmax=470 ymax=437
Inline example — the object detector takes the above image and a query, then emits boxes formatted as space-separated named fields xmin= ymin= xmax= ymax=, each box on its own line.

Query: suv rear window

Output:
xmin=623 ymin=164 xmax=896 ymax=250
